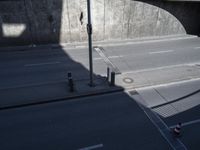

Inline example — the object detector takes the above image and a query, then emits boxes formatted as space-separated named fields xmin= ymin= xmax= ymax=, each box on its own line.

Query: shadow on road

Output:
xmin=0 ymin=0 xmax=123 ymax=110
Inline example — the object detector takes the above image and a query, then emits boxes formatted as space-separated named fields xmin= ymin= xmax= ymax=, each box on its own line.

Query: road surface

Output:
xmin=0 ymin=92 xmax=172 ymax=150
xmin=1 ymin=36 xmax=200 ymax=149
xmin=0 ymin=37 xmax=200 ymax=89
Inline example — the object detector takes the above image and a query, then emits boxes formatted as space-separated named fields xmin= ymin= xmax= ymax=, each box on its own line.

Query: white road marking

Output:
xmin=123 ymin=62 xmax=200 ymax=74
xmin=93 ymin=57 xmax=102 ymax=60
xmin=149 ymin=50 xmax=174 ymax=54
xmin=170 ymin=119 xmax=200 ymax=129
xmin=135 ymin=77 xmax=200 ymax=91
xmin=78 ymin=144 xmax=103 ymax=150
xmin=108 ymin=55 xmax=124 ymax=59
xmin=94 ymin=55 xmax=123 ymax=61
xmin=194 ymin=47 xmax=200 ymax=49
xmin=24 ymin=61 xmax=61 ymax=67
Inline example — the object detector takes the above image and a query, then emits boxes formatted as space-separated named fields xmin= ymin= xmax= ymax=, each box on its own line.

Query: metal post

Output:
xmin=68 ymin=72 xmax=74 ymax=92
xmin=87 ymin=0 xmax=94 ymax=86
xmin=110 ymin=71 xmax=115 ymax=86
xmin=107 ymin=67 xmax=110 ymax=81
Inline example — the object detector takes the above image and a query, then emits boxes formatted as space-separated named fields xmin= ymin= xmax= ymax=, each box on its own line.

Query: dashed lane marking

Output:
xmin=194 ymin=47 xmax=200 ymax=49
xmin=170 ymin=119 xmax=200 ymax=129
xmin=149 ymin=50 xmax=174 ymax=54
xmin=122 ymin=62 xmax=200 ymax=74
xmin=24 ymin=61 xmax=61 ymax=67
xmin=108 ymin=55 xmax=124 ymax=59
xmin=78 ymin=144 xmax=104 ymax=150
xmin=93 ymin=57 xmax=102 ymax=60
xmin=94 ymin=55 xmax=123 ymax=61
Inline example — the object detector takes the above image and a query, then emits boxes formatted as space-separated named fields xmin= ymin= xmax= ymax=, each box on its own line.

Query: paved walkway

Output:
xmin=132 ymin=79 xmax=200 ymax=150
xmin=0 ymin=76 xmax=123 ymax=110
xmin=116 ymin=63 xmax=200 ymax=89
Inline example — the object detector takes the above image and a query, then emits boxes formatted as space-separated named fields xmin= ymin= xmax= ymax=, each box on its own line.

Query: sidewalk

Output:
xmin=2 ymin=61 xmax=200 ymax=110
xmin=136 ymin=79 xmax=200 ymax=117
xmin=0 ymin=77 xmax=123 ymax=110
xmin=132 ymin=78 xmax=200 ymax=150
xmin=115 ymin=63 xmax=200 ymax=89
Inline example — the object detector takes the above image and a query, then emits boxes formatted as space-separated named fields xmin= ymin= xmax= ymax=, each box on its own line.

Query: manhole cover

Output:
xmin=123 ymin=77 xmax=134 ymax=84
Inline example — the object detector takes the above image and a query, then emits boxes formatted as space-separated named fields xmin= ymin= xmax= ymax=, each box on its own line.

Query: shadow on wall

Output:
xmin=0 ymin=0 xmax=190 ymax=47
xmin=136 ymin=0 xmax=200 ymax=36
xmin=0 ymin=0 xmax=89 ymax=47
xmin=0 ymin=0 xmax=112 ymax=107
xmin=0 ymin=0 xmax=107 ymax=86
xmin=0 ymin=0 xmax=126 ymax=118
xmin=0 ymin=0 xmax=62 ymax=47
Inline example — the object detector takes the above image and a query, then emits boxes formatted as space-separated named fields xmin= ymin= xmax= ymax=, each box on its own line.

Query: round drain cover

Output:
xmin=123 ymin=77 xmax=134 ymax=84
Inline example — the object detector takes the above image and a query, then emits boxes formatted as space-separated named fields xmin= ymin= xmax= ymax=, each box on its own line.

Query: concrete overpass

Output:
xmin=138 ymin=0 xmax=200 ymax=35
xmin=0 ymin=0 xmax=199 ymax=47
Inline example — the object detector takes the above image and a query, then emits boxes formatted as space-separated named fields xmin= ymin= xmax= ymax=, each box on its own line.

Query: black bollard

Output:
xmin=68 ymin=72 xmax=72 ymax=78
xmin=67 ymin=72 xmax=74 ymax=92
xmin=110 ymin=71 xmax=115 ymax=86
xmin=107 ymin=67 xmax=110 ymax=81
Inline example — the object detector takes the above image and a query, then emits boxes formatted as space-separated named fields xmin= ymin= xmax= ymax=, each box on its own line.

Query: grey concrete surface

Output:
xmin=0 ymin=92 xmax=172 ymax=150
xmin=0 ymin=36 xmax=200 ymax=149
xmin=0 ymin=78 xmax=123 ymax=109
xmin=1 ymin=37 xmax=200 ymax=108
xmin=134 ymin=79 xmax=200 ymax=150
xmin=138 ymin=0 xmax=200 ymax=35
xmin=0 ymin=0 xmax=192 ymax=47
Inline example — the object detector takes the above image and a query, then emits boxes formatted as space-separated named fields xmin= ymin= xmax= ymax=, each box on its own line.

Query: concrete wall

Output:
xmin=138 ymin=0 xmax=200 ymax=36
xmin=0 ymin=0 xmax=188 ymax=47
xmin=0 ymin=0 xmax=63 ymax=46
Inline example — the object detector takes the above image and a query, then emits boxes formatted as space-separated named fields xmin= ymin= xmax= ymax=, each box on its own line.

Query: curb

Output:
xmin=0 ymin=35 xmax=197 ymax=52
xmin=0 ymin=86 xmax=124 ymax=111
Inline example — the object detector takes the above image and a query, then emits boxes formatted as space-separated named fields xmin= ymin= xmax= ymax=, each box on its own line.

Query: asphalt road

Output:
xmin=1 ymin=37 xmax=200 ymax=150
xmin=0 ymin=37 xmax=200 ymax=89
xmin=101 ymin=37 xmax=200 ymax=73
xmin=0 ymin=92 xmax=172 ymax=150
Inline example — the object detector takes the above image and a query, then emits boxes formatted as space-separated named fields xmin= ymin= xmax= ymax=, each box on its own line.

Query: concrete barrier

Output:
xmin=0 ymin=0 xmax=192 ymax=47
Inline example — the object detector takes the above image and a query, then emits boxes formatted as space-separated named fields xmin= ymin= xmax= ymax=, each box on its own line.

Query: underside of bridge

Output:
xmin=138 ymin=0 xmax=200 ymax=36
xmin=0 ymin=0 xmax=199 ymax=47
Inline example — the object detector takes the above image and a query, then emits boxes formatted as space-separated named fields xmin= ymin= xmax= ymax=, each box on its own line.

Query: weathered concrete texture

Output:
xmin=0 ymin=0 xmax=187 ymax=47
xmin=62 ymin=0 xmax=186 ymax=41
xmin=138 ymin=0 xmax=200 ymax=36
xmin=162 ymin=2 xmax=200 ymax=35
xmin=24 ymin=0 xmax=62 ymax=44
xmin=0 ymin=1 xmax=31 ymax=46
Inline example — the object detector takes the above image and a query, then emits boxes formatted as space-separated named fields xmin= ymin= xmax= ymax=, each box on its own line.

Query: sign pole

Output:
xmin=87 ymin=0 xmax=94 ymax=86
